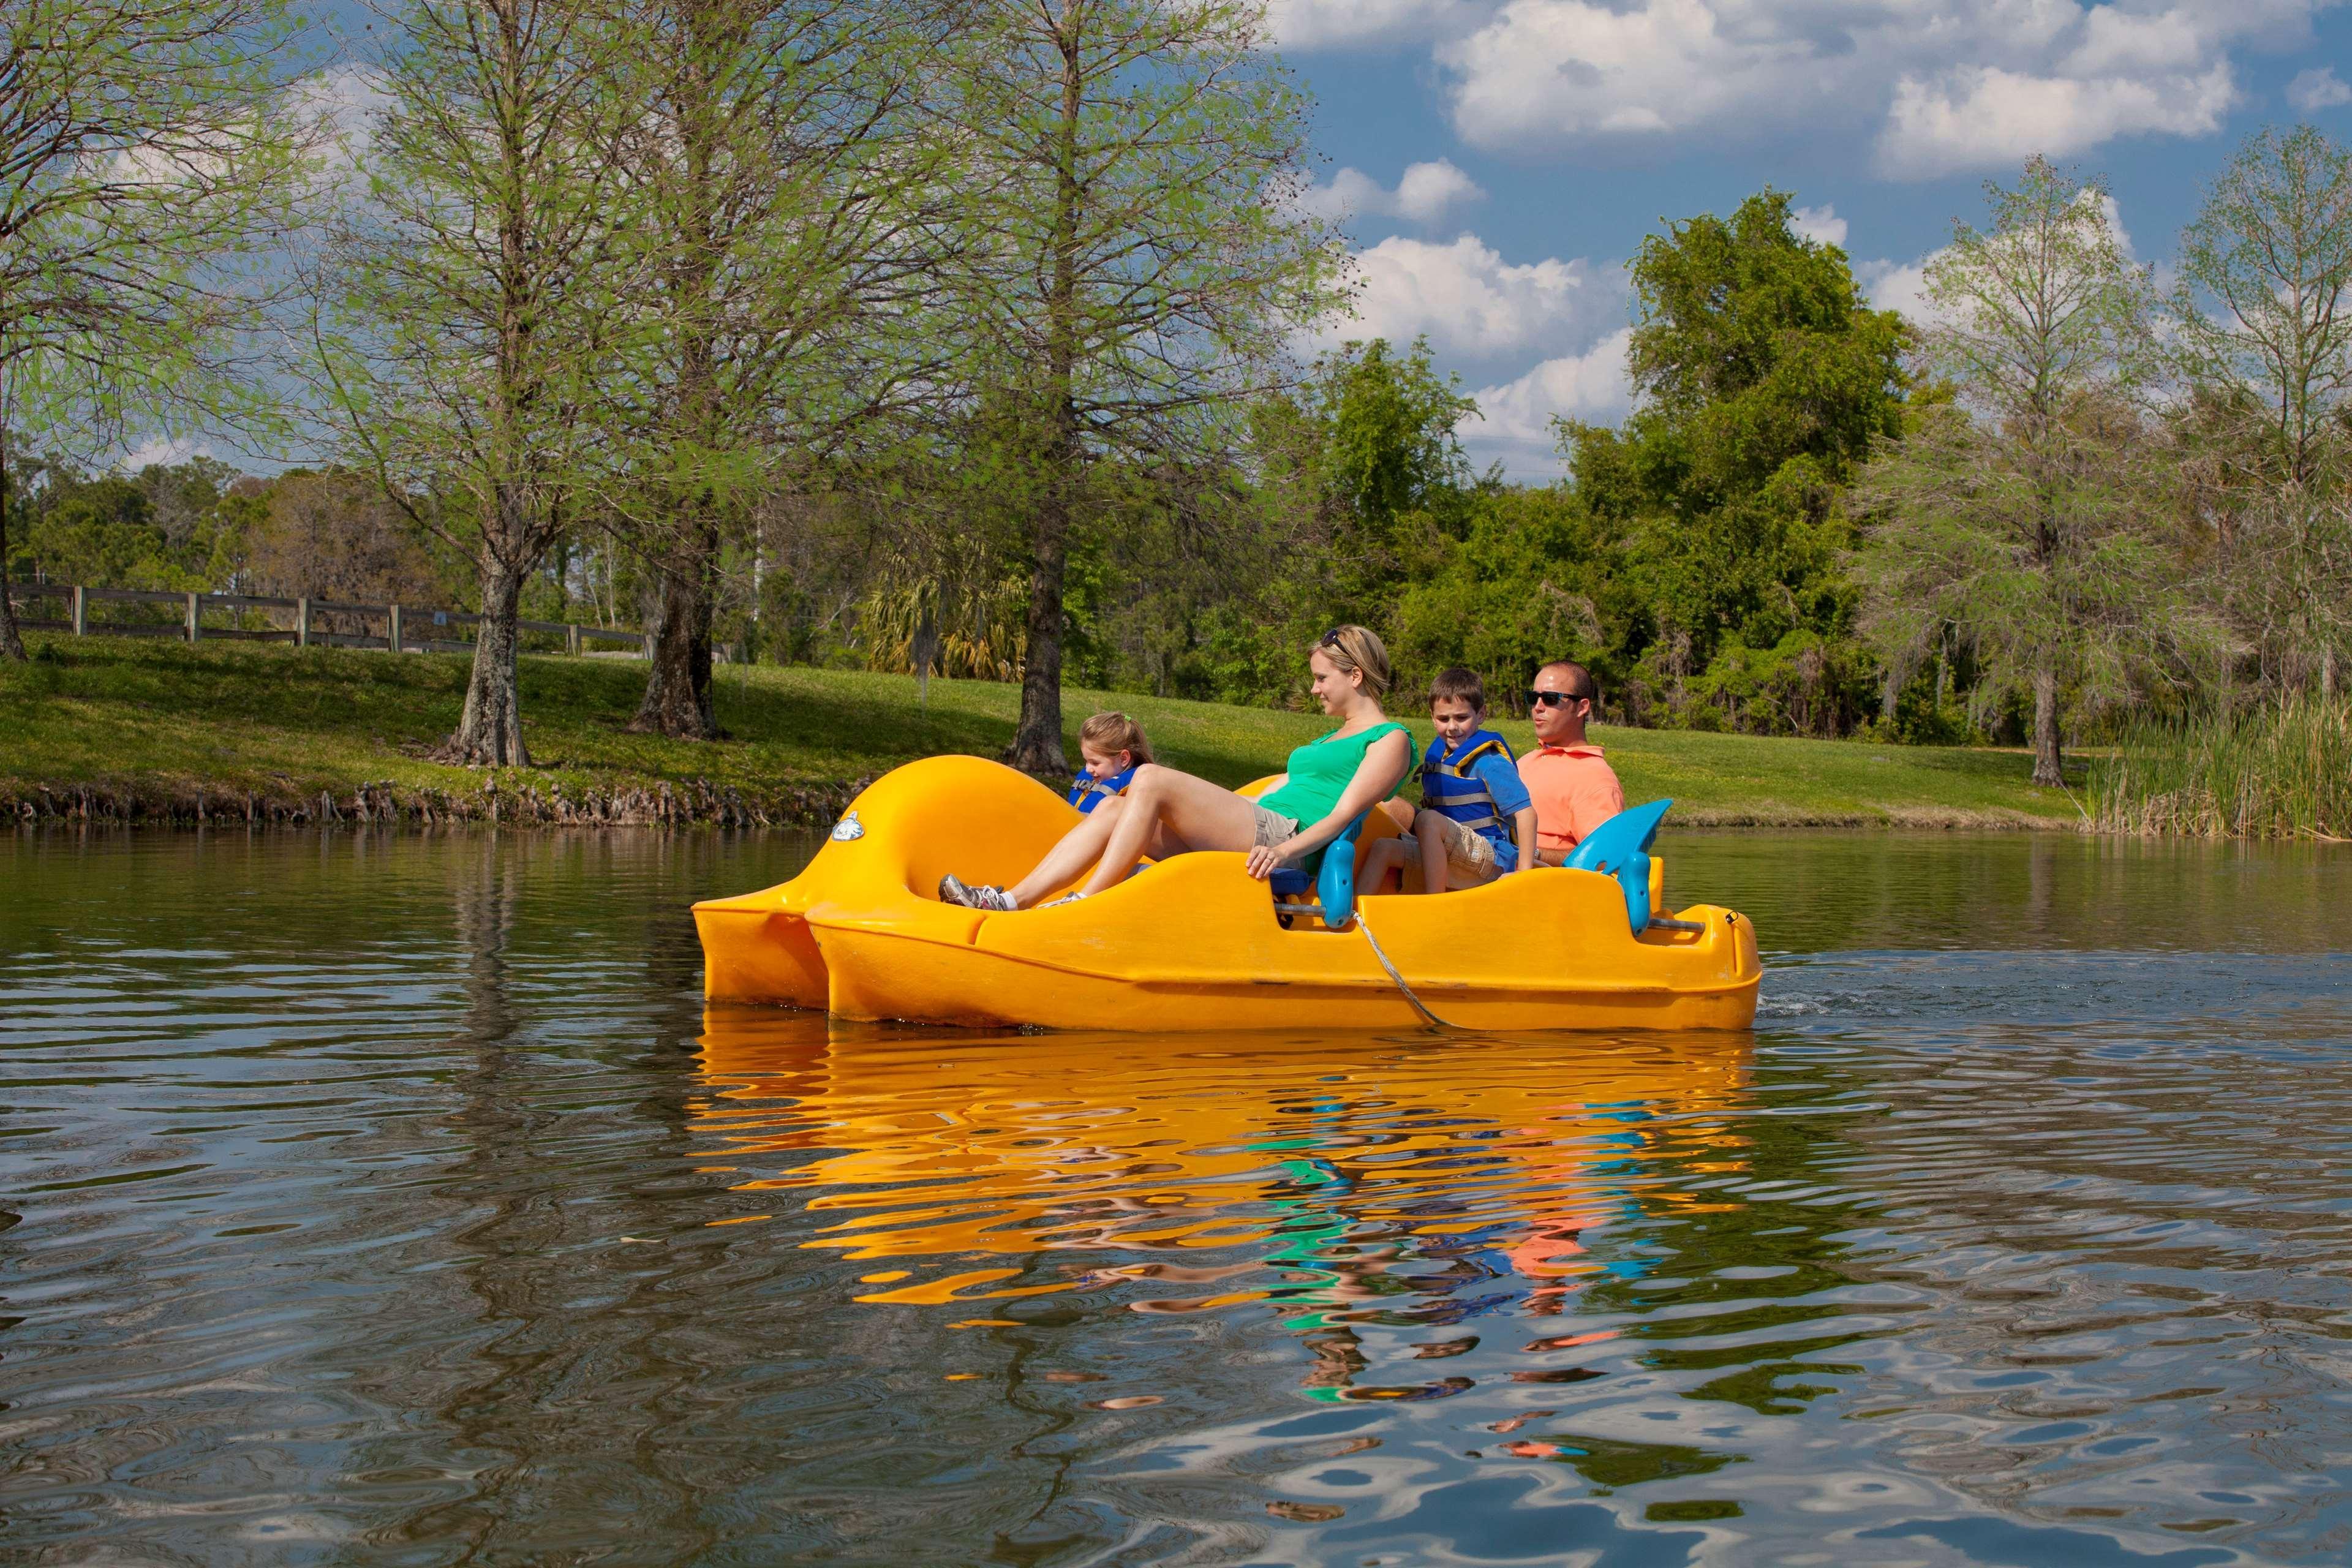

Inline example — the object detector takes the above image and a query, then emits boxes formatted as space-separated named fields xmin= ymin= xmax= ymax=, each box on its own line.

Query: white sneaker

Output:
xmin=938 ymin=873 xmax=1017 ymax=911
xmin=1041 ymin=889 xmax=1091 ymax=909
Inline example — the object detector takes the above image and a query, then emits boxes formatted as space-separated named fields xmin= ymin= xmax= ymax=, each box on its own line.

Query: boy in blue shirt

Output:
xmin=1357 ymin=668 xmax=1536 ymax=895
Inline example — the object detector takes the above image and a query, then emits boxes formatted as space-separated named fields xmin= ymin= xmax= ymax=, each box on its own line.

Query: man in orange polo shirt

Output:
xmin=1518 ymin=660 xmax=1623 ymax=862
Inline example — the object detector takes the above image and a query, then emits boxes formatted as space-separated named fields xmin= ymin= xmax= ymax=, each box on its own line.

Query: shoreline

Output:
xmin=1 ymin=776 xmax=2078 ymax=832
xmin=1 ymin=775 xmax=866 ymax=829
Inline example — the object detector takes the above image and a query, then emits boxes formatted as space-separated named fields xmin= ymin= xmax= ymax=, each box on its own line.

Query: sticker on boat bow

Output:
xmin=829 ymin=810 xmax=865 ymax=842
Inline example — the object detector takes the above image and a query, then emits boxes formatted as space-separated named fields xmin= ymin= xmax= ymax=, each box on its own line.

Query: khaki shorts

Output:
xmin=1398 ymin=813 xmax=1503 ymax=884
xmin=1250 ymin=804 xmax=1300 ymax=848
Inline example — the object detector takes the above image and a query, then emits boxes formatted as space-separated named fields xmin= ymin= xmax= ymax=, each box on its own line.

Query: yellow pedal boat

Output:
xmin=693 ymin=755 xmax=1761 ymax=1031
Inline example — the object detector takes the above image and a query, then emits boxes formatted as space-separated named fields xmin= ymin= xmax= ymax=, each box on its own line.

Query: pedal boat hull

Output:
xmin=694 ymin=755 xmax=1761 ymax=1031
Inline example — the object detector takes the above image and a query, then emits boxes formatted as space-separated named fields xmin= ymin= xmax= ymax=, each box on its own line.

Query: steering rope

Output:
xmin=1351 ymin=902 xmax=1465 ymax=1030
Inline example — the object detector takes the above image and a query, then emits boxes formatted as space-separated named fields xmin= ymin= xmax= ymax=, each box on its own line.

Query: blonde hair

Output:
xmin=1313 ymin=624 xmax=1393 ymax=699
xmin=1078 ymin=710 xmax=1153 ymax=765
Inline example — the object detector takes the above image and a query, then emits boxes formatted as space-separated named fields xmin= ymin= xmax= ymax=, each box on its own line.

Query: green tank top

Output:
xmin=1259 ymin=721 xmax=1411 ymax=826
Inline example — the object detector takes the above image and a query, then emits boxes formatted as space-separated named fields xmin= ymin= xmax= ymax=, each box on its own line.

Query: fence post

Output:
xmin=388 ymin=603 xmax=402 ymax=654
xmin=186 ymin=592 xmax=201 ymax=643
xmin=72 ymin=585 xmax=86 ymax=637
xmin=296 ymin=597 xmax=310 ymax=647
xmin=567 ymin=623 xmax=581 ymax=656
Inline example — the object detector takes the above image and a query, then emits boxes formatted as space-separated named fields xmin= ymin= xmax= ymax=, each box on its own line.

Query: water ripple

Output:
xmin=2 ymin=827 xmax=2350 ymax=1564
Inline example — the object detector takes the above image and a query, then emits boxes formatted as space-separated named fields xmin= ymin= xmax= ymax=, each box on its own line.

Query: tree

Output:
xmin=943 ymin=0 xmax=1344 ymax=772
xmin=18 ymin=456 xmax=246 ymax=589
xmin=599 ymin=0 xmax=955 ymax=739
xmin=1559 ymin=190 xmax=1907 ymax=727
xmin=236 ymin=468 xmax=454 ymax=603
xmin=1853 ymin=158 xmax=2223 ymax=786
xmin=0 ymin=0 xmax=314 ymax=660
xmin=314 ymin=0 xmax=631 ymax=764
xmin=2171 ymin=126 xmax=2352 ymax=698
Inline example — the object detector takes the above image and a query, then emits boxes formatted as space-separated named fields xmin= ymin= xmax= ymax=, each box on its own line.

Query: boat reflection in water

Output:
xmin=692 ymin=1009 xmax=1754 ymax=1404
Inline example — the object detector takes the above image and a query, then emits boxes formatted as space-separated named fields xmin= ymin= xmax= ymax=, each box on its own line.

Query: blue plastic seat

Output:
xmin=1268 ymin=815 xmax=1367 ymax=929
xmin=1563 ymin=798 xmax=1673 ymax=933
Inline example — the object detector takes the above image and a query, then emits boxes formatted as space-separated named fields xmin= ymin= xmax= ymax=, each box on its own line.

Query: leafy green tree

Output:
xmin=1192 ymin=336 xmax=1479 ymax=703
xmin=2170 ymin=126 xmax=2352 ymax=698
xmin=598 ymin=0 xmax=956 ymax=739
xmin=315 ymin=0 xmax=633 ymax=764
xmin=1854 ymin=158 xmax=2226 ymax=786
xmin=0 ymin=0 xmax=316 ymax=660
xmin=16 ymin=456 xmax=249 ymax=591
xmin=942 ymin=0 xmax=1345 ymax=772
xmin=1559 ymin=189 xmax=1906 ymax=727
xmin=1392 ymin=485 xmax=1614 ymax=708
xmin=23 ymin=474 xmax=160 ymax=587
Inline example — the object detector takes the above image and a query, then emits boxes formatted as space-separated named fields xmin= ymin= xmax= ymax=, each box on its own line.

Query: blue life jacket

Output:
xmin=1419 ymin=730 xmax=1517 ymax=842
xmin=1068 ymin=764 xmax=1137 ymax=814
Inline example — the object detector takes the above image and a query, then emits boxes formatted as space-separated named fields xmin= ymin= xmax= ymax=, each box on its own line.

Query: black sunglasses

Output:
xmin=1527 ymin=689 xmax=1589 ymax=707
xmin=1319 ymin=627 xmax=1346 ymax=647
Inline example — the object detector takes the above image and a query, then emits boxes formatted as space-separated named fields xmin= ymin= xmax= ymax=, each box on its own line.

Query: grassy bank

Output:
xmin=0 ymin=635 xmax=2083 ymax=828
xmin=2092 ymin=698 xmax=2352 ymax=840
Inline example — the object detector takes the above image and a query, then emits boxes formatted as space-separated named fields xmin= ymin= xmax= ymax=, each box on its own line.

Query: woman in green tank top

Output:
xmin=937 ymin=626 xmax=1415 ymax=910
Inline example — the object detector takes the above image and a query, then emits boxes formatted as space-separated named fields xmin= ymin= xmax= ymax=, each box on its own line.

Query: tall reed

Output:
xmin=2091 ymin=697 xmax=2352 ymax=839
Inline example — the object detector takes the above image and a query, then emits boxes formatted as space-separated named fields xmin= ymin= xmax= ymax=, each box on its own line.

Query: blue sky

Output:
xmin=1274 ymin=0 xmax=2352 ymax=477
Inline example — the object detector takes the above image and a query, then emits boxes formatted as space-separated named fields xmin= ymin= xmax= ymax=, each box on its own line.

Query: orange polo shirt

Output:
xmin=1518 ymin=742 xmax=1624 ymax=853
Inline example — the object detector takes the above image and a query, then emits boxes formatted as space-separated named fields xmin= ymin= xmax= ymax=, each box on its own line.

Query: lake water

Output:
xmin=4 ymin=827 xmax=2350 ymax=1566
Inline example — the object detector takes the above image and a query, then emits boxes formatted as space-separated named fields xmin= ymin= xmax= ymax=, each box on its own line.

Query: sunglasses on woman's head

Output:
xmin=1320 ymin=628 xmax=1346 ymax=648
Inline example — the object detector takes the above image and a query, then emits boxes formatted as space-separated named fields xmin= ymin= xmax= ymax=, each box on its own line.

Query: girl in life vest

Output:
xmin=1067 ymin=712 xmax=1152 ymax=814
xmin=1358 ymin=667 xmax=1537 ymax=896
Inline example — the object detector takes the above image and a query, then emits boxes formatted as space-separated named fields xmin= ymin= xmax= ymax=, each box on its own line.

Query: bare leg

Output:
xmin=1414 ymin=810 xmax=1452 ymax=897
xmin=1007 ymin=797 xmax=1126 ymax=908
xmin=1080 ymin=764 xmax=1260 ymax=894
xmin=1356 ymin=836 xmax=1403 ymax=898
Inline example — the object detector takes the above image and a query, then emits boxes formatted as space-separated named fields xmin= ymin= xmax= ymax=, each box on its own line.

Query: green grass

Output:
xmin=0 ymin=634 xmax=2083 ymax=826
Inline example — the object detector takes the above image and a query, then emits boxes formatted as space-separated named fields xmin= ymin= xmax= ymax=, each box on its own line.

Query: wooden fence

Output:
xmin=4 ymin=582 xmax=650 ymax=658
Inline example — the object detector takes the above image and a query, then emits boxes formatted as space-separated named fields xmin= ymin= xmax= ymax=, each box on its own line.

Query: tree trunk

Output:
xmin=1008 ymin=477 xmax=1069 ymax=772
xmin=631 ymin=516 xmax=718 ymax=739
xmin=0 ymin=441 xmax=24 ymax=663
xmin=442 ymin=557 xmax=531 ymax=766
xmin=2030 ymin=662 xmax=2064 ymax=789
xmin=1006 ymin=3 xmax=1085 ymax=778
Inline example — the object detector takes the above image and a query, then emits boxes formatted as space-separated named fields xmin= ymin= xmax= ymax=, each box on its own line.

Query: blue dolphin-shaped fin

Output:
xmin=1564 ymin=799 xmax=1672 ymax=933
xmin=1268 ymin=812 xmax=1368 ymax=928
xmin=1316 ymin=815 xmax=1365 ymax=928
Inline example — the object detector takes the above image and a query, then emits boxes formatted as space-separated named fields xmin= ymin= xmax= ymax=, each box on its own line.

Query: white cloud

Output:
xmin=1463 ymin=328 xmax=1634 ymax=475
xmin=118 ymin=436 xmax=210 ymax=472
xmin=1878 ymin=60 xmax=2234 ymax=176
xmin=1300 ymin=159 xmax=1487 ymax=228
xmin=1856 ymin=253 xmax=1942 ymax=324
xmin=1792 ymin=203 xmax=1848 ymax=247
xmin=1427 ymin=0 xmax=2321 ymax=179
xmin=102 ymin=66 xmax=384 ymax=192
xmin=2286 ymin=66 xmax=2352 ymax=113
xmin=1269 ymin=0 xmax=1464 ymax=49
xmin=1321 ymin=234 xmax=1626 ymax=368
xmin=298 ymin=65 xmax=390 ymax=175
